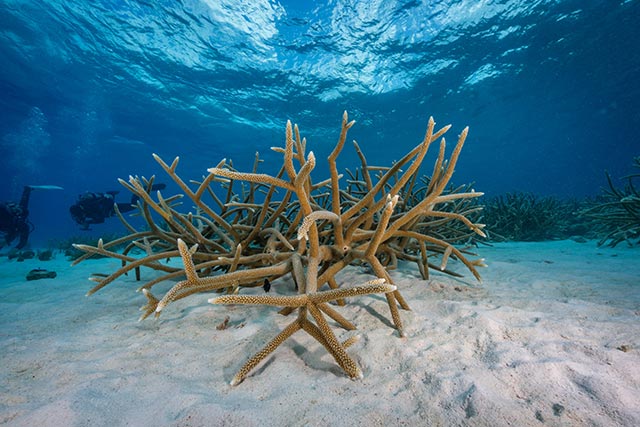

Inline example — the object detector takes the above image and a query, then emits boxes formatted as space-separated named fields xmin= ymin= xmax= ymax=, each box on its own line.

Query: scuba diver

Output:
xmin=70 ymin=184 xmax=166 ymax=230
xmin=0 ymin=185 xmax=64 ymax=249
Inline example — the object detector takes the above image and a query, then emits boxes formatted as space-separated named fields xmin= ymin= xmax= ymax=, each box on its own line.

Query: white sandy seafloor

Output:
xmin=1 ymin=240 xmax=639 ymax=427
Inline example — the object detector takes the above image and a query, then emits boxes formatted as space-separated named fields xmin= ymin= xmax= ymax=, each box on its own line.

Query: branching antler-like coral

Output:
xmin=74 ymin=112 xmax=486 ymax=384
xmin=583 ymin=156 xmax=640 ymax=246
xmin=482 ymin=192 xmax=571 ymax=241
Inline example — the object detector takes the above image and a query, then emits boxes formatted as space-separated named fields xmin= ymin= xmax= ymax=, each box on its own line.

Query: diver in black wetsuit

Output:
xmin=0 ymin=186 xmax=33 ymax=249
xmin=0 ymin=185 xmax=63 ymax=249
xmin=69 ymin=184 xmax=166 ymax=230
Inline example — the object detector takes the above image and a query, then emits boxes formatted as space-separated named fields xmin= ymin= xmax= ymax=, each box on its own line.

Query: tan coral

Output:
xmin=210 ymin=277 xmax=395 ymax=384
xmin=74 ymin=111 xmax=485 ymax=384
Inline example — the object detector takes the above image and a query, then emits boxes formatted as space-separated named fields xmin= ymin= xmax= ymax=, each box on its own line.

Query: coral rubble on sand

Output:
xmin=73 ymin=112 xmax=485 ymax=384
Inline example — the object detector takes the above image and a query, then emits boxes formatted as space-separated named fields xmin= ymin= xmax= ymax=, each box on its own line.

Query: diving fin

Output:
xmin=28 ymin=185 xmax=64 ymax=190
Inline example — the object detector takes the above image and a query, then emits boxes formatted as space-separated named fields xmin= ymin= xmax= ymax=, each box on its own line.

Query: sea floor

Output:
xmin=1 ymin=240 xmax=639 ymax=427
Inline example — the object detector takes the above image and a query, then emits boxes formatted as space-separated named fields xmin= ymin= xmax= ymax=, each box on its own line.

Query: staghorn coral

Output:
xmin=74 ymin=112 xmax=486 ymax=384
xmin=583 ymin=156 xmax=640 ymax=247
xmin=50 ymin=232 xmax=128 ymax=260
xmin=481 ymin=192 xmax=585 ymax=242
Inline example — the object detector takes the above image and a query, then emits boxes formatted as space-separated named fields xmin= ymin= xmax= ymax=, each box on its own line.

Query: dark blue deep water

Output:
xmin=1 ymin=0 xmax=639 ymax=246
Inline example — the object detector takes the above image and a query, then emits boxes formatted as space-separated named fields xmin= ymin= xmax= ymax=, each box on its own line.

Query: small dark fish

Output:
xmin=263 ymin=279 xmax=271 ymax=293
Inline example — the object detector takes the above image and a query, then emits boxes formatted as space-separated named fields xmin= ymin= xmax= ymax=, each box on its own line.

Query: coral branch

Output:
xmin=73 ymin=112 xmax=485 ymax=384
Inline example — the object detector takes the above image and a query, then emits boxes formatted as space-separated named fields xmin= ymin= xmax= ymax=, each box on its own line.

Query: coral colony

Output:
xmin=584 ymin=156 xmax=640 ymax=247
xmin=74 ymin=112 xmax=486 ymax=385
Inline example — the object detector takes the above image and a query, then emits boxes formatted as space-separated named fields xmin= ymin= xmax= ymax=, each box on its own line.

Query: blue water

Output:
xmin=1 ymin=0 xmax=639 ymax=246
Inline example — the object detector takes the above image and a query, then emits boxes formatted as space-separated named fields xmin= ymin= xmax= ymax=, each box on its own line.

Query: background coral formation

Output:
xmin=481 ymin=192 xmax=590 ymax=242
xmin=74 ymin=112 xmax=485 ymax=383
xmin=583 ymin=156 xmax=640 ymax=247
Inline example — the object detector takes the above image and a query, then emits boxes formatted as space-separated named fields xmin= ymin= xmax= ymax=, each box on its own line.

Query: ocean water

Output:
xmin=1 ymin=0 xmax=639 ymax=246
xmin=2 ymin=3 xmax=640 ymax=425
